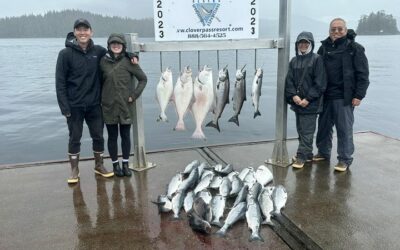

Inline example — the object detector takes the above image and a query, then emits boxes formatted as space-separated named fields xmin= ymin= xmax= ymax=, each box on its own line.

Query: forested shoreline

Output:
xmin=0 ymin=9 xmax=154 ymax=38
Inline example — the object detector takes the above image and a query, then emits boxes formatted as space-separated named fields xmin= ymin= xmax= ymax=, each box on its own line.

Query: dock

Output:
xmin=1 ymin=131 xmax=399 ymax=249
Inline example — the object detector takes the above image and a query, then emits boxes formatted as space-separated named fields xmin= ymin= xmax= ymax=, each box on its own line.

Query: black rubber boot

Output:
xmin=113 ymin=162 xmax=124 ymax=177
xmin=122 ymin=162 xmax=132 ymax=177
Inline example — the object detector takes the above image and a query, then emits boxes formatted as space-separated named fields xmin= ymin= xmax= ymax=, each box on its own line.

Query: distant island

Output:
xmin=0 ymin=9 xmax=154 ymax=38
xmin=356 ymin=10 xmax=400 ymax=35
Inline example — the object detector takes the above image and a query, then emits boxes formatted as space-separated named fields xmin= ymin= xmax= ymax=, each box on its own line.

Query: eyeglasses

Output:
xmin=330 ymin=27 xmax=345 ymax=33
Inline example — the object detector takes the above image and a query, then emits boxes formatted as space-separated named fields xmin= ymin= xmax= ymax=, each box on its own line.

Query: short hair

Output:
xmin=330 ymin=18 xmax=347 ymax=27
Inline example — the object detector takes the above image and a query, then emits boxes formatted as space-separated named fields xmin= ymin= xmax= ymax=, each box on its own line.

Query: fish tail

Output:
xmin=262 ymin=219 xmax=274 ymax=226
xmin=191 ymin=128 xmax=206 ymax=140
xmin=174 ymin=120 xmax=186 ymax=131
xmin=211 ymin=220 xmax=223 ymax=227
xmin=249 ymin=233 xmax=264 ymax=242
xmin=205 ymin=120 xmax=220 ymax=132
xmin=253 ymin=110 xmax=261 ymax=119
xmin=151 ymin=201 xmax=165 ymax=214
xmin=215 ymin=227 xmax=227 ymax=238
xmin=171 ymin=214 xmax=181 ymax=221
xmin=228 ymin=115 xmax=239 ymax=126
xmin=157 ymin=113 xmax=168 ymax=122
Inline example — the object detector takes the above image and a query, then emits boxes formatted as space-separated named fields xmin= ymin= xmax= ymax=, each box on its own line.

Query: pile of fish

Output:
xmin=155 ymin=65 xmax=264 ymax=139
xmin=152 ymin=160 xmax=288 ymax=242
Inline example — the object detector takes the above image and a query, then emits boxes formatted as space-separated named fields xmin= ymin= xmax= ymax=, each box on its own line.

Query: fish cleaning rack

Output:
xmin=125 ymin=0 xmax=291 ymax=170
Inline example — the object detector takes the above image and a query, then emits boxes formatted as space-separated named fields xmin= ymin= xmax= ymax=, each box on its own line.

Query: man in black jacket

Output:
xmin=313 ymin=18 xmax=370 ymax=172
xmin=56 ymin=19 xmax=115 ymax=183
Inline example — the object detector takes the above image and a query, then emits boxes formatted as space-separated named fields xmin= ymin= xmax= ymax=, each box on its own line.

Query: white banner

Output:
xmin=153 ymin=0 xmax=259 ymax=41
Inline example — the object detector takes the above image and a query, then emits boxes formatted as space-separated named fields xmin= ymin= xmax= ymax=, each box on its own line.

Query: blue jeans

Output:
xmin=66 ymin=105 xmax=104 ymax=154
xmin=316 ymin=99 xmax=354 ymax=165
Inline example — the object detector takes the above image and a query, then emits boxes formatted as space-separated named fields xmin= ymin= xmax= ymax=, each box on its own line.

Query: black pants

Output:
xmin=295 ymin=113 xmax=318 ymax=161
xmin=106 ymin=124 xmax=131 ymax=161
xmin=66 ymin=105 xmax=104 ymax=154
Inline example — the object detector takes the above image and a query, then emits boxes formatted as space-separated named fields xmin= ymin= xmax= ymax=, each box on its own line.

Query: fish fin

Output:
xmin=254 ymin=110 xmax=261 ymax=119
xmin=228 ymin=115 xmax=239 ymax=126
xmin=205 ymin=121 xmax=220 ymax=132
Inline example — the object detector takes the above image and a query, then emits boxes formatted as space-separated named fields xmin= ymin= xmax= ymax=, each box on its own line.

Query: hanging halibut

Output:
xmin=191 ymin=65 xmax=214 ymax=139
xmin=173 ymin=66 xmax=194 ymax=130
xmin=156 ymin=67 xmax=173 ymax=122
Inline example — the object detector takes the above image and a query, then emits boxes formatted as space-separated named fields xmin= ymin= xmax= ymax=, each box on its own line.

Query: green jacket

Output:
xmin=100 ymin=53 xmax=147 ymax=124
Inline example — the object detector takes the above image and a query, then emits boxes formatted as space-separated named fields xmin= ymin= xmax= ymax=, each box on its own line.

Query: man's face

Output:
xmin=73 ymin=26 xmax=92 ymax=46
xmin=329 ymin=20 xmax=347 ymax=41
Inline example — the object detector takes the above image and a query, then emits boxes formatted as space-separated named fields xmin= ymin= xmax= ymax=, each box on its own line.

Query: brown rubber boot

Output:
xmin=93 ymin=152 xmax=114 ymax=178
xmin=67 ymin=154 xmax=80 ymax=184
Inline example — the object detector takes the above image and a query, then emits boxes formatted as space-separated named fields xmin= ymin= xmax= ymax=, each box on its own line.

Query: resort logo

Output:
xmin=192 ymin=0 xmax=221 ymax=26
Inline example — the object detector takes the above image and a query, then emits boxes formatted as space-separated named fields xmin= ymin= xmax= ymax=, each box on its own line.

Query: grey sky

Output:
xmin=1 ymin=0 xmax=399 ymax=27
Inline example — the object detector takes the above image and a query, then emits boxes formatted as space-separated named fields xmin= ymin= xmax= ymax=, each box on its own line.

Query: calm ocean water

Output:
xmin=0 ymin=35 xmax=399 ymax=164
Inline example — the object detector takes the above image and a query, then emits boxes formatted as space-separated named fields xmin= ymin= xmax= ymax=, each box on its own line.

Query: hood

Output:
xmin=107 ymin=33 xmax=127 ymax=56
xmin=65 ymin=32 xmax=94 ymax=52
xmin=295 ymin=31 xmax=315 ymax=55
xmin=107 ymin=33 xmax=127 ymax=46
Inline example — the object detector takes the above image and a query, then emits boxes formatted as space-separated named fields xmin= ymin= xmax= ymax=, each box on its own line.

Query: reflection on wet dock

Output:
xmin=1 ymin=132 xmax=399 ymax=249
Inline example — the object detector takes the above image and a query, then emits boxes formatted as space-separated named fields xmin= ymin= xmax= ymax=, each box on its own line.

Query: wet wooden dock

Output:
xmin=1 ymin=131 xmax=399 ymax=249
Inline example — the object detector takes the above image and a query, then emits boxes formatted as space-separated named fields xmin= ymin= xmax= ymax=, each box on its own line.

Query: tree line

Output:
xmin=0 ymin=9 xmax=155 ymax=38
xmin=356 ymin=10 xmax=400 ymax=35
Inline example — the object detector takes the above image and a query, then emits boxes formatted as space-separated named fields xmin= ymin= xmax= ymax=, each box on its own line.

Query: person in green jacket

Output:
xmin=100 ymin=33 xmax=147 ymax=177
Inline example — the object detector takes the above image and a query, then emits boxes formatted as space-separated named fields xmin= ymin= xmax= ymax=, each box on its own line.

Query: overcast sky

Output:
xmin=1 ymin=0 xmax=399 ymax=27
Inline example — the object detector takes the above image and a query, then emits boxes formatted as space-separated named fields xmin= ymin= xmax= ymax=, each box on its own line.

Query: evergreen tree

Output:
xmin=356 ymin=10 xmax=400 ymax=35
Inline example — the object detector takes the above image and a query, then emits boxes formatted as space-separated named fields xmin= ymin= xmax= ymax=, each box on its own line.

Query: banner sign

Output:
xmin=153 ymin=0 xmax=259 ymax=41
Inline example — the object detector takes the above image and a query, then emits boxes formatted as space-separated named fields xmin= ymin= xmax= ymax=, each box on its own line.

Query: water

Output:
xmin=0 ymin=36 xmax=399 ymax=165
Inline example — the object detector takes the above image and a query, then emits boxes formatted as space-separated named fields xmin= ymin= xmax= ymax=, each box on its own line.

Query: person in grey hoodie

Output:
xmin=285 ymin=31 xmax=327 ymax=169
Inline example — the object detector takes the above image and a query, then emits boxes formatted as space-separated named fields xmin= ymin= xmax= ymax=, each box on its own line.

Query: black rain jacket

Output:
xmin=285 ymin=31 xmax=327 ymax=114
xmin=56 ymin=32 xmax=107 ymax=115
xmin=317 ymin=32 xmax=370 ymax=106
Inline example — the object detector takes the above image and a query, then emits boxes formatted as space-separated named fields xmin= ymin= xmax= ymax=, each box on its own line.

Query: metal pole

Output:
xmin=217 ymin=50 xmax=220 ymax=69
xmin=197 ymin=50 xmax=200 ymax=71
xmin=124 ymin=33 xmax=156 ymax=171
xmin=235 ymin=49 xmax=238 ymax=70
xmin=254 ymin=49 xmax=257 ymax=70
xmin=267 ymin=0 xmax=291 ymax=167
xmin=178 ymin=51 xmax=182 ymax=72
xmin=160 ymin=52 xmax=163 ymax=72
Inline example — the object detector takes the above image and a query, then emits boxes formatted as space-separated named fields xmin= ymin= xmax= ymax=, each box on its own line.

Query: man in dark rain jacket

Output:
xmin=285 ymin=31 xmax=327 ymax=169
xmin=56 ymin=19 xmax=115 ymax=184
xmin=313 ymin=18 xmax=370 ymax=172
